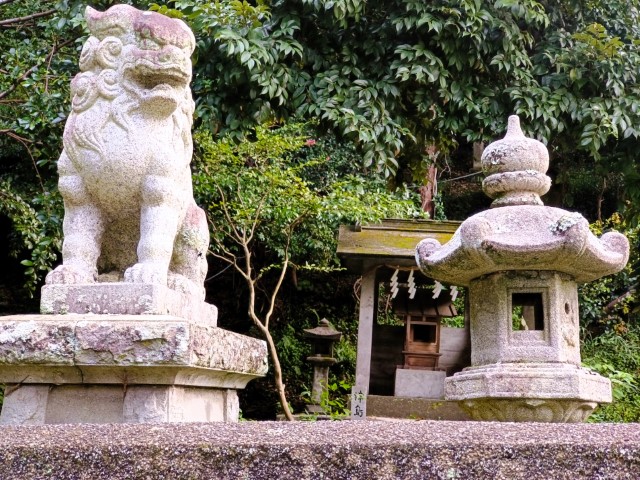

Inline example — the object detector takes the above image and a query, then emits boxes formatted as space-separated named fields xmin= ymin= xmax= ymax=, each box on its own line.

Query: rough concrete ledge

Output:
xmin=0 ymin=421 xmax=638 ymax=479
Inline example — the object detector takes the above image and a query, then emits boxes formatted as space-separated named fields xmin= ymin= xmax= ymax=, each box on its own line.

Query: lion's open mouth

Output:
xmin=127 ymin=61 xmax=189 ymax=91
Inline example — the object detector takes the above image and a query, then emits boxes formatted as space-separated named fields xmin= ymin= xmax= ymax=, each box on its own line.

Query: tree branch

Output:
xmin=0 ymin=9 xmax=56 ymax=26
xmin=604 ymin=284 xmax=638 ymax=314
xmin=3 ymin=131 xmax=44 ymax=194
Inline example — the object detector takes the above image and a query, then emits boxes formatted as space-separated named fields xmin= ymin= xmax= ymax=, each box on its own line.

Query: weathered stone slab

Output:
xmin=0 ymin=421 xmax=638 ymax=479
xmin=40 ymin=283 xmax=218 ymax=326
xmin=0 ymin=315 xmax=267 ymax=377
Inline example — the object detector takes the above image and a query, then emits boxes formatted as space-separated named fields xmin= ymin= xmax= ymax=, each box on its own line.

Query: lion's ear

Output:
xmin=85 ymin=6 xmax=100 ymax=29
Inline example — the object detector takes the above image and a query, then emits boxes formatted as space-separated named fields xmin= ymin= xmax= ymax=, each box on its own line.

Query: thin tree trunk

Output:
xmin=597 ymin=177 xmax=607 ymax=222
xmin=419 ymin=163 xmax=438 ymax=218
xmin=264 ymin=329 xmax=295 ymax=420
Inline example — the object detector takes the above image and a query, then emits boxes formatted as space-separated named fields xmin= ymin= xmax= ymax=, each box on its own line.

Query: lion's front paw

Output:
xmin=46 ymin=265 xmax=96 ymax=285
xmin=124 ymin=262 xmax=168 ymax=286
xmin=168 ymin=273 xmax=205 ymax=300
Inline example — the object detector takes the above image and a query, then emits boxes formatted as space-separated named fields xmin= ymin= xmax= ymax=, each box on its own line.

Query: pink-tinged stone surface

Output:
xmin=416 ymin=205 xmax=629 ymax=286
xmin=0 ymin=320 xmax=76 ymax=364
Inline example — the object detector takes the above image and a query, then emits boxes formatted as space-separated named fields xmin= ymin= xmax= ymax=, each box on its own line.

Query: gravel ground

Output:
xmin=0 ymin=420 xmax=638 ymax=479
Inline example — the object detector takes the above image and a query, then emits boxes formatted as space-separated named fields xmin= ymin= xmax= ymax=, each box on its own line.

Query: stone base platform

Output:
xmin=1 ymin=384 xmax=240 ymax=424
xmin=1 ymin=421 xmax=638 ymax=479
xmin=0 ymin=314 xmax=267 ymax=425
xmin=394 ymin=368 xmax=446 ymax=399
xmin=40 ymin=283 xmax=218 ymax=326
xmin=366 ymin=395 xmax=471 ymax=420
xmin=445 ymin=363 xmax=611 ymax=422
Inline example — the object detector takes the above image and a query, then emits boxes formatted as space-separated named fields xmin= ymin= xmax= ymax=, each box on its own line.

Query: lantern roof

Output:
xmin=416 ymin=116 xmax=629 ymax=286
xmin=304 ymin=319 xmax=342 ymax=341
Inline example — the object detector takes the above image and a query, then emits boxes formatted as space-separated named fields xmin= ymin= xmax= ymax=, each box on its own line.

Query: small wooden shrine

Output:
xmin=393 ymin=287 xmax=456 ymax=371
xmin=337 ymin=219 xmax=470 ymax=418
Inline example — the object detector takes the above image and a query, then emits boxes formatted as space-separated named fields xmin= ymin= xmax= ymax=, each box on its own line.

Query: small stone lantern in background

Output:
xmin=304 ymin=319 xmax=342 ymax=414
xmin=415 ymin=115 xmax=630 ymax=422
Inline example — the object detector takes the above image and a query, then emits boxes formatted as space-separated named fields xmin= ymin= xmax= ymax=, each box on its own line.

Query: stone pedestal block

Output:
xmin=0 ymin=314 xmax=267 ymax=425
xmin=445 ymin=363 xmax=611 ymax=422
xmin=394 ymin=369 xmax=446 ymax=399
xmin=1 ymin=384 xmax=239 ymax=424
xmin=41 ymin=283 xmax=218 ymax=326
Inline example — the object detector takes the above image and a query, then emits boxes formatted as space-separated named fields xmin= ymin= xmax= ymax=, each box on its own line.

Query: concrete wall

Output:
xmin=1 ymin=421 xmax=637 ymax=479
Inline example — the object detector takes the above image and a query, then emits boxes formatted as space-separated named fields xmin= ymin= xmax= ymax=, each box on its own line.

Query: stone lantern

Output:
xmin=304 ymin=319 xmax=342 ymax=414
xmin=415 ymin=116 xmax=629 ymax=422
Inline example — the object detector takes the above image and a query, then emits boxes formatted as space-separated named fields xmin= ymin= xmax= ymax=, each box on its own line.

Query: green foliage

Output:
xmin=157 ymin=0 xmax=548 ymax=176
xmin=579 ymin=214 xmax=639 ymax=333
xmin=442 ymin=288 xmax=466 ymax=328
xmin=578 ymin=214 xmax=640 ymax=422
xmin=583 ymin=326 xmax=640 ymax=422
xmin=301 ymin=378 xmax=352 ymax=419
xmin=0 ymin=180 xmax=62 ymax=296
xmin=150 ymin=0 xmax=640 ymax=209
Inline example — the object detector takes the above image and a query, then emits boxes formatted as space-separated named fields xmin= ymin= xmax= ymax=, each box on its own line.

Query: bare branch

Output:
xmin=263 ymin=237 xmax=292 ymax=331
xmin=604 ymin=284 xmax=638 ymax=314
xmin=44 ymin=40 xmax=58 ymax=93
xmin=0 ymin=8 xmax=56 ymax=26
xmin=246 ymin=194 xmax=268 ymax=244
xmin=216 ymin=183 xmax=245 ymax=243
xmin=5 ymin=131 xmax=45 ymax=194
xmin=0 ymin=0 xmax=20 ymax=6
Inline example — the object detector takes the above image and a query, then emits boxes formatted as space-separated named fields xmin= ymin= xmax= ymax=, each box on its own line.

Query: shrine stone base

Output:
xmin=394 ymin=369 xmax=446 ymax=399
xmin=445 ymin=363 xmax=611 ymax=422
xmin=0 ymin=312 xmax=267 ymax=425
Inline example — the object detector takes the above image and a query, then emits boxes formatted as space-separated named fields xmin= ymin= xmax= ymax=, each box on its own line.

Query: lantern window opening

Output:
xmin=511 ymin=292 xmax=545 ymax=331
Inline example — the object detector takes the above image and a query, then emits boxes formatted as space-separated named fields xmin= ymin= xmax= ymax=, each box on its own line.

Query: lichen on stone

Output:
xmin=549 ymin=212 xmax=583 ymax=234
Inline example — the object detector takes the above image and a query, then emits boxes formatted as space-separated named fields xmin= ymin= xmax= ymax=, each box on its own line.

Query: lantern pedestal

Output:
xmin=445 ymin=363 xmax=611 ymax=422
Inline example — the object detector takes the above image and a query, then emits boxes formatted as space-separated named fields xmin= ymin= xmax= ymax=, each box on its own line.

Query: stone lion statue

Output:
xmin=46 ymin=5 xmax=209 ymax=299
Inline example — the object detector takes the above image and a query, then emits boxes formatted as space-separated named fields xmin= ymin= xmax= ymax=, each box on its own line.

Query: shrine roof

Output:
xmin=337 ymin=219 xmax=461 ymax=274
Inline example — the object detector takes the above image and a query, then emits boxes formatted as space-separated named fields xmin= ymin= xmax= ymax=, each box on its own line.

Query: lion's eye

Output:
xmin=140 ymin=38 xmax=160 ymax=51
